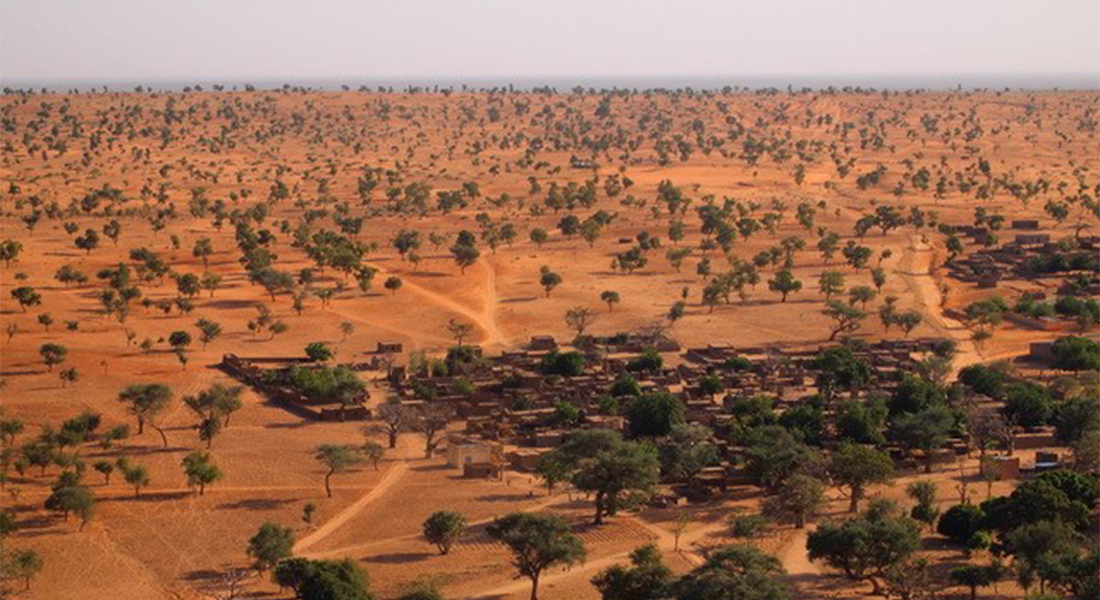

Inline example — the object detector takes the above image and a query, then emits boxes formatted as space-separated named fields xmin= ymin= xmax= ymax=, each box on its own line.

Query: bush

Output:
xmin=937 ymin=504 xmax=986 ymax=545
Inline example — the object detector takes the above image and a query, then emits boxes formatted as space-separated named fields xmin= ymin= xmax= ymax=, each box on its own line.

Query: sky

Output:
xmin=2 ymin=0 xmax=1099 ymax=86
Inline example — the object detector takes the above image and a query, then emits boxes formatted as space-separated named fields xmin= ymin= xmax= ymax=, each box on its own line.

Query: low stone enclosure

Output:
xmin=220 ymin=353 xmax=371 ymax=420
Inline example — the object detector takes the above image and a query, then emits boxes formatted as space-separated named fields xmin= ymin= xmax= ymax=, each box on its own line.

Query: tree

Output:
xmin=1050 ymin=336 xmax=1100 ymax=373
xmin=674 ymin=544 xmax=790 ymax=600
xmin=445 ymin=319 xmax=474 ymax=346
xmin=894 ymin=310 xmax=923 ymax=337
xmin=818 ymin=271 xmax=845 ymax=300
xmin=75 ymin=228 xmax=100 ymax=254
xmin=93 ymin=460 xmax=114 ymax=484
xmin=422 ymin=511 xmax=467 ymax=555
xmin=950 ymin=564 xmax=1002 ymax=600
xmin=768 ymin=270 xmax=801 ymax=303
xmin=530 ymin=228 xmax=549 ymax=247
xmin=906 ymin=481 xmax=940 ymax=532
xmin=829 ymin=443 xmax=895 ymax=513
xmin=375 ymin=402 xmax=412 ymax=449
xmin=247 ymin=522 xmax=294 ymax=572
xmin=762 ymin=474 xmax=825 ymax=528
xmin=572 ymin=437 xmax=660 ymax=525
xmin=890 ymin=406 xmax=954 ymax=473
xmin=2 ymin=549 xmax=43 ymax=591
xmin=1003 ymin=382 xmax=1053 ymax=428
xmin=195 ymin=318 xmax=222 ymax=349
xmin=314 ymin=444 xmax=363 ymax=498
xmin=0 ymin=239 xmax=23 ymax=267
xmin=117 ymin=383 xmax=172 ymax=439
xmin=565 ymin=306 xmax=599 ymax=338
xmin=11 ymin=287 xmax=41 ymax=312
xmin=539 ymin=266 xmax=562 ymax=297
xmin=591 ymin=544 xmax=673 ymax=600
xmin=600 ymin=290 xmax=621 ymax=312
xmin=182 ymin=450 xmax=223 ymax=495
xmin=487 ymin=512 xmax=586 ymax=600
xmin=807 ymin=501 xmax=921 ymax=595
xmin=534 ymin=451 xmax=574 ymax=494
xmin=626 ymin=392 xmax=684 ymax=437
xmin=192 ymin=238 xmax=214 ymax=267
xmin=39 ymin=343 xmax=67 ymax=371
xmin=822 ymin=300 xmax=866 ymax=341
xmin=305 ymin=342 xmax=334 ymax=363
xmin=743 ymin=425 xmax=823 ymax=490
xmin=658 ymin=423 xmax=719 ymax=486
xmin=275 ymin=558 xmax=371 ymax=600
xmin=937 ymin=503 xmax=986 ymax=547
xmin=122 ymin=463 xmax=150 ymax=498
xmin=384 ymin=276 xmax=403 ymax=294
xmin=45 ymin=483 xmax=95 ymax=529
xmin=451 ymin=239 xmax=480 ymax=274
xmin=411 ymin=403 xmax=453 ymax=458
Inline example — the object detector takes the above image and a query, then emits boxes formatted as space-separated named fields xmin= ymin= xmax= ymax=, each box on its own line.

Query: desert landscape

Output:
xmin=0 ymin=81 xmax=1097 ymax=600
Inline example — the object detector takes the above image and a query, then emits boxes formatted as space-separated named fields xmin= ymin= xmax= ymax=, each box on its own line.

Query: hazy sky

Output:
xmin=2 ymin=0 xmax=1098 ymax=84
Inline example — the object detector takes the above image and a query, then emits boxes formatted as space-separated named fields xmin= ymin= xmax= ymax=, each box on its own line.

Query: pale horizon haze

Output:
xmin=2 ymin=0 xmax=1099 ymax=87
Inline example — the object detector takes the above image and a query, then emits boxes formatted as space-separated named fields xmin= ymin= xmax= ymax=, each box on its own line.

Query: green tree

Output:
xmin=762 ymin=474 xmax=825 ymax=528
xmin=807 ymin=501 xmax=921 ymax=595
xmin=829 ymin=443 xmax=895 ymax=513
xmin=422 ymin=511 xmax=468 ymax=555
xmin=181 ymin=450 xmax=223 ymax=495
xmin=39 ymin=343 xmax=67 ymax=371
xmin=247 ymin=521 xmax=295 ymax=572
xmin=674 ymin=544 xmax=790 ymax=600
xmin=314 ymin=444 xmax=364 ymax=497
xmin=487 ymin=512 xmax=586 ymax=600
xmin=591 ymin=544 xmax=673 ymax=600
xmin=626 ymin=392 xmax=685 ymax=437
xmin=768 ymin=269 xmax=802 ymax=303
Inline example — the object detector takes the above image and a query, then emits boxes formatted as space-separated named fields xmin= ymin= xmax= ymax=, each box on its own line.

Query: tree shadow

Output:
xmin=218 ymin=498 xmax=299 ymax=511
xmin=364 ymin=552 xmax=432 ymax=564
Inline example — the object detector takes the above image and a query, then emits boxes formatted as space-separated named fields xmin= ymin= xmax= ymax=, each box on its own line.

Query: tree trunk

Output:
xmin=325 ymin=471 xmax=333 ymax=497
xmin=154 ymin=426 xmax=168 ymax=448
xmin=593 ymin=493 xmax=604 ymax=525
xmin=388 ymin=430 xmax=397 ymax=449
xmin=529 ymin=573 xmax=540 ymax=600
xmin=849 ymin=486 xmax=862 ymax=513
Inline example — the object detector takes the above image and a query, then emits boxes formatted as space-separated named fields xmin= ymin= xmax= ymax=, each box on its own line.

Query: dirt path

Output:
xmin=302 ymin=493 xmax=562 ymax=560
xmin=897 ymin=235 xmax=982 ymax=375
xmin=371 ymin=258 xmax=505 ymax=349
xmin=293 ymin=459 xmax=410 ymax=554
xmin=466 ymin=515 xmax=724 ymax=600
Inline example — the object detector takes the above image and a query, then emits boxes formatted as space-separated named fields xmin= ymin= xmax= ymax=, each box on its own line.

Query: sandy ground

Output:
xmin=0 ymin=88 xmax=1095 ymax=599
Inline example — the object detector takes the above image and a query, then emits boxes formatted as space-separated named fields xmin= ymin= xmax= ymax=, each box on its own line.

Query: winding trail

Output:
xmin=302 ymin=493 xmax=562 ymax=560
xmin=293 ymin=460 xmax=410 ymax=554
xmin=897 ymin=234 xmax=982 ymax=375
xmin=467 ymin=515 xmax=726 ymax=600
xmin=370 ymin=258 xmax=505 ymax=348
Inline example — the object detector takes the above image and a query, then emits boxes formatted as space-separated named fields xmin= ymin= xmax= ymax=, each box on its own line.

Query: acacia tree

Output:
xmin=422 ymin=511 xmax=468 ymax=555
xmin=247 ymin=522 xmax=294 ymax=572
xmin=565 ymin=306 xmax=599 ymax=338
xmin=539 ymin=266 xmax=562 ymax=298
xmin=487 ymin=512 xmax=586 ymax=600
xmin=39 ymin=343 xmax=67 ymax=371
xmin=182 ymin=450 xmax=223 ymax=495
xmin=314 ymin=444 xmax=363 ymax=497
xmin=807 ymin=501 xmax=921 ymax=595
xmin=829 ymin=443 xmax=895 ymax=512
xmin=600 ymin=290 xmax=620 ymax=312
xmin=762 ymin=473 xmax=825 ymax=528
xmin=768 ymin=270 xmax=802 ymax=303
xmin=117 ymin=383 xmax=172 ymax=444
